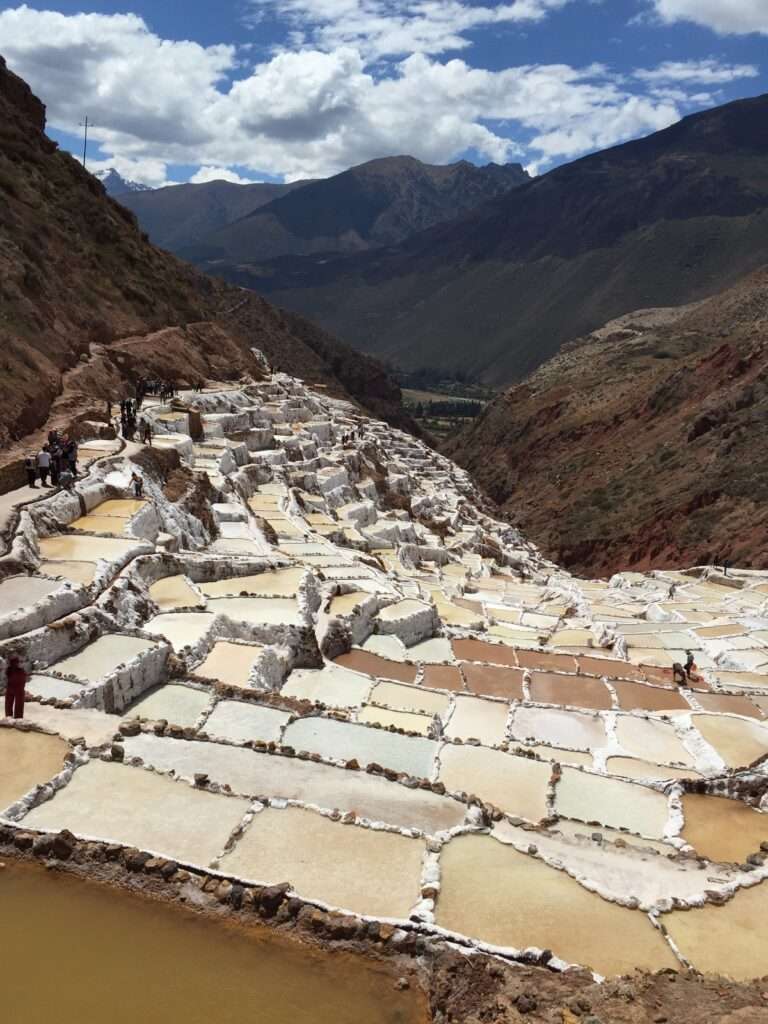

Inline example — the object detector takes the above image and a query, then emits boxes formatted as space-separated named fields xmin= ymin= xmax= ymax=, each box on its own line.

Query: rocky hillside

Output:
xmin=184 ymin=156 xmax=528 ymax=265
xmin=120 ymin=178 xmax=310 ymax=252
xmin=448 ymin=268 xmax=768 ymax=576
xmin=242 ymin=93 xmax=768 ymax=384
xmin=0 ymin=56 xmax=410 ymax=460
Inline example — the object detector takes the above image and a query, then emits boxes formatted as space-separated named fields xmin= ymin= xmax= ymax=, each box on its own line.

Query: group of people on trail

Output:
xmin=119 ymin=399 xmax=153 ymax=445
xmin=25 ymin=431 xmax=77 ymax=490
xmin=137 ymin=377 xmax=178 ymax=404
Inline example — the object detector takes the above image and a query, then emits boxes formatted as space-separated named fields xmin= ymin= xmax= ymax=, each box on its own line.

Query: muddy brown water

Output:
xmin=1 ymin=860 xmax=426 ymax=1024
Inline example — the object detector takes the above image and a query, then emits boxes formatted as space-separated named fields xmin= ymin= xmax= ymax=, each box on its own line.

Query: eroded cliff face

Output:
xmin=0 ymin=56 xmax=411 ymax=459
xmin=449 ymin=270 xmax=768 ymax=577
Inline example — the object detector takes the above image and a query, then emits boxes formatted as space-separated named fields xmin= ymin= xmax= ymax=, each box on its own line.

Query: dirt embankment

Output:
xmin=449 ymin=269 xmax=768 ymax=577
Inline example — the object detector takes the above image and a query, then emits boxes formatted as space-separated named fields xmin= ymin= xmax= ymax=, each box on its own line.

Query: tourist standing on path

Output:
xmin=37 ymin=445 xmax=51 ymax=487
xmin=24 ymin=454 xmax=37 ymax=488
xmin=130 ymin=472 xmax=144 ymax=499
xmin=4 ymin=655 xmax=27 ymax=720
xmin=49 ymin=444 xmax=61 ymax=486
xmin=140 ymin=418 xmax=153 ymax=446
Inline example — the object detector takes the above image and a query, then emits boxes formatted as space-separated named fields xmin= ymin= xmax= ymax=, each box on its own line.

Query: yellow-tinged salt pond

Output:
xmin=0 ymin=860 xmax=426 ymax=1024
xmin=0 ymin=728 xmax=69 ymax=810
xmin=681 ymin=793 xmax=768 ymax=863
xmin=436 ymin=834 xmax=678 ymax=976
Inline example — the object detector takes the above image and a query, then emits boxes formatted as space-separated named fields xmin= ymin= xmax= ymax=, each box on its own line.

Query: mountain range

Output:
xmin=228 ymin=92 xmax=768 ymax=386
xmin=178 ymin=157 xmax=528 ymax=264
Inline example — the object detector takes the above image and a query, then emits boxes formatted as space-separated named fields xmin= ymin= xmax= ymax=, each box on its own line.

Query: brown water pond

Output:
xmin=1 ymin=860 xmax=426 ymax=1024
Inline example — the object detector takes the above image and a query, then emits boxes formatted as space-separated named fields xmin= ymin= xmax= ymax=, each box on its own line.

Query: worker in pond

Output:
xmin=4 ymin=654 xmax=28 ymax=720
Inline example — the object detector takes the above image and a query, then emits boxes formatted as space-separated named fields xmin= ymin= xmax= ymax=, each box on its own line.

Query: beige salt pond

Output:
xmin=207 ymin=596 xmax=303 ymax=626
xmin=555 ymin=766 xmax=671 ymax=838
xmin=329 ymin=591 xmax=372 ymax=615
xmin=436 ymin=834 xmax=678 ymax=975
xmin=144 ymin=612 xmax=215 ymax=651
xmin=438 ymin=744 xmax=550 ymax=822
xmin=38 ymin=560 xmax=97 ymax=586
xmin=128 ymin=732 xmax=465 ymax=833
xmin=0 ymin=861 xmax=427 ymax=1024
xmin=663 ymin=881 xmax=768 ymax=980
xmin=445 ymin=695 xmax=509 ymax=746
xmin=283 ymin=716 xmax=437 ymax=777
xmin=0 ymin=575 xmax=64 ymax=615
xmin=38 ymin=535 xmax=140 ymax=563
xmin=204 ymin=700 xmax=291 ymax=744
xmin=605 ymin=757 xmax=699 ymax=781
xmin=198 ymin=568 xmax=304 ymax=598
xmin=510 ymin=706 xmax=606 ymax=751
xmin=281 ymin=664 xmax=373 ymax=709
xmin=23 ymin=759 xmax=248 ymax=866
xmin=68 ymin=515 xmax=133 ymax=536
xmin=614 ymin=716 xmax=696 ymax=767
xmin=148 ymin=575 xmax=204 ymax=611
xmin=221 ymin=806 xmax=424 ymax=918
xmin=53 ymin=635 xmax=159 ymax=683
xmin=195 ymin=641 xmax=263 ymax=687
xmin=369 ymin=680 xmax=450 ymax=717
xmin=691 ymin=713 xmax=768 ymax=768
xmin=681 ymin=793 xmax=768 ymax=863
xmin=126 ymin=684 xmax=211 ymax=728
xmin=0 ymin=728 xmax=69 ymax=810
xmin=357 ymin=705 xmax=433 ymax=735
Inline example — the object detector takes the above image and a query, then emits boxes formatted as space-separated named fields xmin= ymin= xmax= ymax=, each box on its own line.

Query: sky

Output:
xmin=0 ymin=1 xmax=766 ymax=186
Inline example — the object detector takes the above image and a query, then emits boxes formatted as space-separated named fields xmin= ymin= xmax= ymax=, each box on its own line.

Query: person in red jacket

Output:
xmin=5 ymin=655 xmax=27 ymax=719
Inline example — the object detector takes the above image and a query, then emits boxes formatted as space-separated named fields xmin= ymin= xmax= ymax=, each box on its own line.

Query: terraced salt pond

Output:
xmin=282 ymin=717 xmax=437 ymax=777
xmin=148 ymin=575 xmax=204 ymax=611
xmin=145 ymin=612 xmax=216 ymax=651
xmin=0 ymin=728 xmax=69 ymax=810
xmin=195 ymin=641 xmax=263 ymax=686
xmin=24 ymin=760 xmax=249 ymax=865
xmin=438 ymin=744 xmax=550 ymax=822
xmin=0 ymin=574 xmax=63 ymax=614
xmin=555 ymin=767 xmax=670 ymax=838
xmin=53 ymin=635 xmax=159 ymax=682
xmin=436 ymin=834 xmax=678 ymax=976
xmin=127 ymin=684 xmax=211 ymax=727
xmin=1 ymin=862 xmax=425 ymax=1024
xmin=681 ymin=793 xmax=768 ymax=863
xmin=220 ymin=806 xmax=424 ymax=918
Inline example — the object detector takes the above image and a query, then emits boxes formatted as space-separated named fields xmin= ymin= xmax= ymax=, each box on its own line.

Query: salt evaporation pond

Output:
xmin=148 ymin=575 xmax=204 ymax=611
xmin=438 ymin=744 xmax=550 ymax=822
xmin=195 ymin=641 xmax=263 ymax=686
xmin=681 ymin=793 xmax=768 ymax=863
xmin=436 ymin=834 xmax=678 ymax=976
xmin=282 ymin=717 xmax=437 ymax=777
xmin=220 ymin=805 xmax=425 ymax=918
xmin=127 ymin=684 xmax=211 ymax=728
xmin=1 ymin=861 xmax=426 ymax=1024
xmin=24 ymin=760 xmax=248 ymax=866
xmin=555 ymin=766 xmax=670 ymax=838
xmin=144 ymin=612 xmax=215 ymax=651
xmin=0 ymin=728 xmax=69 ymax=810
xmin=53 ymin=635 xmax=158 ymax=683
xmin=0 ymin=574 xmax=63 ymax=615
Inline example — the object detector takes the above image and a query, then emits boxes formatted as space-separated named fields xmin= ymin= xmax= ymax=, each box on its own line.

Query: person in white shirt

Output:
xmin=37 ymin=445 xmax=51 ymax=487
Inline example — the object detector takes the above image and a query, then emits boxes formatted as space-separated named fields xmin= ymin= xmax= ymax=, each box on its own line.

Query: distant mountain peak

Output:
xmin=95 ymin=168 xmax=152 ymax=197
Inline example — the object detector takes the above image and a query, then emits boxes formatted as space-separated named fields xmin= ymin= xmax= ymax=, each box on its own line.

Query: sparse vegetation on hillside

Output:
xmin=448 ymin=273 xmax=768 ymax=575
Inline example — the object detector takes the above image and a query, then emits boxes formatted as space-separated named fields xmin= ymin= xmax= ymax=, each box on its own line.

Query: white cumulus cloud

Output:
xmin=649 ymin=0 xmax=768 ymax=35
xmin=0 ymin=5 xmax=760 ymax=183
xmin=189 ymin=166 xmax=261 ymax=184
